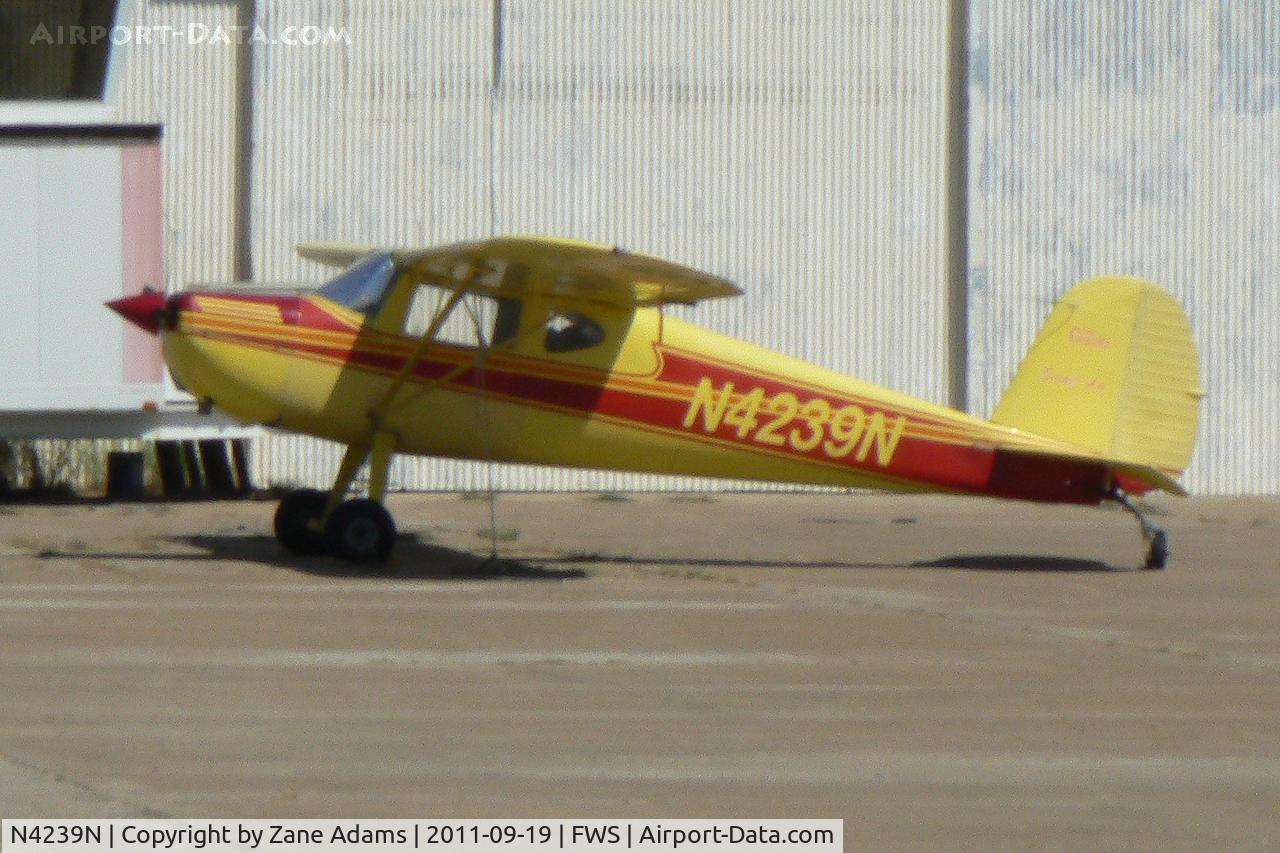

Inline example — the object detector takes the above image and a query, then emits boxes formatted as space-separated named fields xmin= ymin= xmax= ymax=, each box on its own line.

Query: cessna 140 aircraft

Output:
xmin=109 ymin=237 xmax=1201 ymax=569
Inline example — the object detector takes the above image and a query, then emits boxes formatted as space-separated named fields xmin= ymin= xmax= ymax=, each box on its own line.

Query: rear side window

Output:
xmin=492 ymin=297 xmax=523 ymax=344
xmin=544 ymin=311 xmax=605 ymax=353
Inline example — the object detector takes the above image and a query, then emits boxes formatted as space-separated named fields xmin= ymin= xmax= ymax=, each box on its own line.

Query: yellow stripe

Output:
xmin=195 ymin=297 xmax=283 ymax=323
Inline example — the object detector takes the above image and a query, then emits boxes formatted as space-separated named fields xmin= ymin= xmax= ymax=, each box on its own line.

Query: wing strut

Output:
xmin=306 ymin=285 xmax=472 ymax=536
xmin=284 ymin=278 xmax=541 ymax=563
xmin=368 ymin=286 xmax=468 ymax=427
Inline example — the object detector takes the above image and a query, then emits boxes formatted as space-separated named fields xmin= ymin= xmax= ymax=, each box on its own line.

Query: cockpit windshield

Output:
xmin=316 ymin=252 xmax=397 ymax=315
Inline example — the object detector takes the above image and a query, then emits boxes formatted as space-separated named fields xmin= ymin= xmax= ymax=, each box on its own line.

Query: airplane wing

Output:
xmin=297 ymin=236 xmax=741 ymax=307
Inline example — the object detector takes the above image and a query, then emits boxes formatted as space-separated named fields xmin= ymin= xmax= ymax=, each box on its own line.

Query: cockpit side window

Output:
xmin=402 ymin=287 xmax=525 ymax=351
xmin=316 ymin=253 xmax=398 ymax=315
xmin=544 ymin=310 xmax=605 ymax=353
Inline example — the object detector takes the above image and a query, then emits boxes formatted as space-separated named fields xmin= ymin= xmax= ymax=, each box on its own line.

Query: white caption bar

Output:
xmin=2 ymin=821 xmax=842 ymax=853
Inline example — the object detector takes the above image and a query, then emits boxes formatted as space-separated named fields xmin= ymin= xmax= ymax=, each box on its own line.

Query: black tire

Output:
xmin=274 ymin=489 xmax=328 ymax=555
xmin=1145 ymin=530 xmax=1169 ymax=570
xmin=325 ymin=499 xmax=396 ymax=563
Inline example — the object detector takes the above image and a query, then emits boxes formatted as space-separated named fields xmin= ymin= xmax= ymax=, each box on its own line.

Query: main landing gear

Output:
xmin=273 ymin=433 xmax=399 ymax=564
xmin=1109 ymin=487 xmax=1168 ymax=570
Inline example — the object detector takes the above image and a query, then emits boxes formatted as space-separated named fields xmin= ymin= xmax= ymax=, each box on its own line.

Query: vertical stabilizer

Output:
xmin=991 ymin=276 xmax=1203 ymax=475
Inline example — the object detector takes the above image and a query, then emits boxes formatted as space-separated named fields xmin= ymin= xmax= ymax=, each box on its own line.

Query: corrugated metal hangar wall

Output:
xmin=118 ymin=1 xmax=1278 ymax=495
xmin=969 ymin=1 xmax=1280 ymax=494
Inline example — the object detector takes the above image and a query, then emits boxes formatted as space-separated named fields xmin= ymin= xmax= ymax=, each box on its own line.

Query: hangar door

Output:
xmin=0 ymin=126 xmax=165 ymax=414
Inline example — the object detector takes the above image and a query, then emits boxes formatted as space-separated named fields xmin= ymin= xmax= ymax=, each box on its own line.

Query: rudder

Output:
xmin=991 ymin=276 xmax=1203 ymax=475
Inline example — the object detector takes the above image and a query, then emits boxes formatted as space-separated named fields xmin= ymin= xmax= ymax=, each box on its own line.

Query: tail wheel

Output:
xmin=1144 ymin=530 xmax=1169 ymax=571
xmin=274 ymin=489 xmax=328 ymax=554
xmin=325 ymin=498 xmax=397 ymax=563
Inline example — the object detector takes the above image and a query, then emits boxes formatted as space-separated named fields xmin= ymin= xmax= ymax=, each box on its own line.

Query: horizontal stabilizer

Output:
xmin=1110 ymin=462 xmax=1188 ymax=497
xmin=986 ymin=446 xmax=1188 ymax=503
xmin=297 ymin=242 xmax=377 ymax=268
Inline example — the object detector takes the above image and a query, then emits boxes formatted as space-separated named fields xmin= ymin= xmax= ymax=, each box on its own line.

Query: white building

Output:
xmin=1 ymin=1 xmax=1276 ymax=494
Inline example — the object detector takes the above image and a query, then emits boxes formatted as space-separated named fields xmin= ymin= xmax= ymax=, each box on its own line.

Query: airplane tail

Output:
xmin=991 ymin=276 xmax=1203 ymax=487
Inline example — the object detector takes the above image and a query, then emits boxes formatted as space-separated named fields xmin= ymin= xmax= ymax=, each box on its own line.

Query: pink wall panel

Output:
xmin=121 ymin=141 xmax=164 ymax=384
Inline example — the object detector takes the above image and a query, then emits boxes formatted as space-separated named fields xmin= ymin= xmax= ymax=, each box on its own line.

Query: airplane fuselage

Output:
xmin=162 ymin=290 xmax=1114 ymax=504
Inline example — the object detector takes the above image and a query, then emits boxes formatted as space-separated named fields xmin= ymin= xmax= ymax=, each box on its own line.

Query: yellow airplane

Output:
xmin=108 ymin=237 xmax=1202 ymax=569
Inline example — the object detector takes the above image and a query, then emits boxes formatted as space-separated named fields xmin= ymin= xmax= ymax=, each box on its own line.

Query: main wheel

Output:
xmin=1144 ymin=530 xmax=1169 ymax=571
xmin=274 ymin=489 xmax=328 ymax=554
xmin=325 ymin=498 xmax=396 ymax=563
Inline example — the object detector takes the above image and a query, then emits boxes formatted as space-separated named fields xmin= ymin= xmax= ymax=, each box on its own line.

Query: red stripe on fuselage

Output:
xmin=182 ymin=302 xmax=1107 ymax=502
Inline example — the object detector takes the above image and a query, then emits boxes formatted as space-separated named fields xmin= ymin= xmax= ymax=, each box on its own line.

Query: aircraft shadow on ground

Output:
xmin=32 ymin=534 xmax=1121 ymax=575
xmin=181 ymin=533 xmax=589 ymax=580
xmin=910 ymin=555 xmax=1117 ymax=572
xmin=540 ymin=553 xmax=1121 ymax=573
xmin=34 ymin=532 xmax=587 ymax=581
